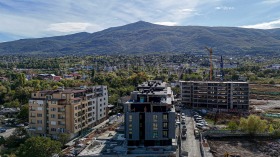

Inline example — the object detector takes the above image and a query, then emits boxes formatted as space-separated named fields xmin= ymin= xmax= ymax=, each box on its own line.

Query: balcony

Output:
xmin=58 ymin=123 xmax=65 ymax=126
xmin=58 ymin=117 xmax=65 ymax=119
xmin=58 ymin=109 xmax=65 ymax=112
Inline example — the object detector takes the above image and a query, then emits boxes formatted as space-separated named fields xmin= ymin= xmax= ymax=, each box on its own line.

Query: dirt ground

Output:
xmin=208 ymin=139 xmax=280 ymax=157
xmin=250 ymin=99 xmax=280 ymax=111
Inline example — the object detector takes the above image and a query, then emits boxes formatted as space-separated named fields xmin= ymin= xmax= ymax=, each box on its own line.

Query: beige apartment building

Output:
xmin=29 ymin=86 xmax=108 ymax=139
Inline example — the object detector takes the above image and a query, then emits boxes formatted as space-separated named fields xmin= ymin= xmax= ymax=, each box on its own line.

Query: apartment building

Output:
xmin=124 ymin=81 xmax=176 ymax=147
xmin=29 ymin=86 xmax=108 ymax=139
xmin=180 ymin=81 xmax=249 ymax=111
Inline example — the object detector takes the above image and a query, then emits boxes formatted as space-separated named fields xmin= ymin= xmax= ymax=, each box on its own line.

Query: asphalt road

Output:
xmin=181 ymin=109 xmax=201 ymax=157
xmin=0 ymin=128 xmax=16 ymax=138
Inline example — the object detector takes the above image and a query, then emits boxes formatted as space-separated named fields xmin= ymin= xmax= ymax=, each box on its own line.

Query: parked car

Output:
xmin=16 ymin=123 xmax=24 ymax=127
xmin=194 ymin=129 xmax=200 ymax=138
xmin=181 ymin=121 xmax=186 ymax=125
xmin=181 ymin=113 xmax=185 ymax=116
xmin=0 ymin=128 xmax=7 ymax=133
xmin=196 ymin=123 xmax=204 ymax=128
xmin=181 ymin=133 xmax=187 ymax=140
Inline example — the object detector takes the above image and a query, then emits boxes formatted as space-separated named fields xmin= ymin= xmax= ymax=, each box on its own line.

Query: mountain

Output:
xmin=0 ymin=21 xmax=280 ymax=55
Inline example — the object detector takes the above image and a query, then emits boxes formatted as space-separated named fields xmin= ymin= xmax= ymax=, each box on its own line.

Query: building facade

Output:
xmin=29 ymin=86 xmax=108 ymax=139
xmin=180 ymin=81 xmax=249 ymax=111
xmin=124 ymin=81 xmax=176 ymax=147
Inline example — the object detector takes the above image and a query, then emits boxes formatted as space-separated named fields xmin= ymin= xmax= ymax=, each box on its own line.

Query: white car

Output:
xmin=181 ymin=113 xmax=185 ymax=116
xmin=196 ymin=123 xmax=204 ymax=128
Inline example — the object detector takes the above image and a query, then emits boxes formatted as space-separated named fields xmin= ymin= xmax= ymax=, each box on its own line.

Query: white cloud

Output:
xmin=47 ymin=22 xmax=93 ymax=32
xmin=0 ymin=0 xmax=224 ymax=41
xmin=154 ymin=22 xmax=178 ymax=26
xmin=179 ymin=8 xmax=196 ymax=13
xmin=215 ymin=6 xmax=235 ymax=10
xmin=262 ymin=0 xmax=280 ymax=4
xmin=241 ymin=19 xmax=280 ymax=29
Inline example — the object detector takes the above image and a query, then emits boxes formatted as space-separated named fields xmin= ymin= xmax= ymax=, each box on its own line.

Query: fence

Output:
xmin=202 ymin=130 xmax=271 ymax=138
xmin=263 ymin=113 xmax=280 ymax=118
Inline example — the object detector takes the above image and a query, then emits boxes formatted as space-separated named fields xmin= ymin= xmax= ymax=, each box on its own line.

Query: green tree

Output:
xmin=0 ymin=135 xmax=5 ymax=145
xmin=17 ymin=104 xmax=29 ymax=122
xmin=17 ymin=136 xmax=62 ymax=157
xmin=239 ymin=115 xmax=268 ymax=135
xmin=57 ymin=133 xmax=70 ymax=146
xmin=227 ymin=121 xmax=238 ymax=132
xmin=5 ymin=127 xmax=29 ymax=148
xmin=268 ymin=124 xmax=275 ymax=133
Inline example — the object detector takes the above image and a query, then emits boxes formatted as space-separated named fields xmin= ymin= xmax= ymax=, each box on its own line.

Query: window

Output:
xmin=104 ymin=98 xmax=105 ymax=100
xmin=51 ymin=108 xmax=56 ymax=111
xmin=100 ymin=99 xmax=102 ymax=101
xmin=153 ymin=115 xmax=158 ymax=122
xmin=51 ymin=121 xmax=56 ymax=125
xmin=37 ymin=127 xmax=42 ymax=130
xmin=51 ymin=114 xmax=56 ymax=118
xmin=163 ymin=131 xmax=168 ymax=138
xmin=153 ymin=131 xmax=158 ymax=138
xmin=153 ymin=123 xmax=158 ymax=130
xmin=62 ymin=94 xmax=66 ymax=98
xmin=163 ymin=114 xmax=168 ymax=121
xmin=51 ymin=128 xmax=56 ymax=132
xmin=163 ymin=122 xmax=168 ymax=129
xmin=37 ymin=113 xmax=42 ymax=117
xmin=129 ymin=123 xmax=132 ymax=130
xmin=33 ymin=93 xmax=36 ymax=97
xmin=51 ymin=101 xmax=56 ymax=104
xmin=37 ymin=107 xmax=43 ymax=111
xmin=37 ymin=120 xmax=42 ymax=124
xmin=129 ymin=115 xmax=132 ymax=122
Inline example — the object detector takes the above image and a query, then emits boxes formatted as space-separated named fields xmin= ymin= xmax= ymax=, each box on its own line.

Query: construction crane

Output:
xmin=205 ymin=47 xmax=213 ymax=81
xmin=220 ymin=56 xmax=224 ymax=81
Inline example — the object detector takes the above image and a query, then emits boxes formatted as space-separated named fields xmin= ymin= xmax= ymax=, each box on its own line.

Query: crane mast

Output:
xmin=205 ymin=47 xmax=213 ymax=81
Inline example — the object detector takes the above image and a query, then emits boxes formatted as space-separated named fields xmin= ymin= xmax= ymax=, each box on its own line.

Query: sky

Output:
xmin=1 ymin=0 xmax=280 ymax=42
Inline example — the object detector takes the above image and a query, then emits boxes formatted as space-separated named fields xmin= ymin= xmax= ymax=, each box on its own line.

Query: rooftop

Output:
xmin=180 ymin=81 xmax=248 ymax=84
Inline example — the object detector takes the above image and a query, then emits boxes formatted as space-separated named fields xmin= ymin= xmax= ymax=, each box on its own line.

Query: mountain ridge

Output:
xmin=0 ymin=21 xmax=280 ymax=55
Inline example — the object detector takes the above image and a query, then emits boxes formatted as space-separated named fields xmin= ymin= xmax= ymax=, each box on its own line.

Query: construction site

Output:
xmin=62 ymin=115 xmax=124 ymax=157
xmin=208 ymin=138 xmax=280 ymax=157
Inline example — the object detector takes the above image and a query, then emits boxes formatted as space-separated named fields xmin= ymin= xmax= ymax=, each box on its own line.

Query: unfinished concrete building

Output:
xmin=180 ymin=81 xmax=249 ymax=111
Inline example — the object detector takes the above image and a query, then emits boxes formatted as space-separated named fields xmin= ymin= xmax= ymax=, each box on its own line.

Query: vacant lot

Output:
xmin=250 ymin=84 xmax=280 ymax=100
xmin=208 ymin=139 xmax=280 ymax=157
